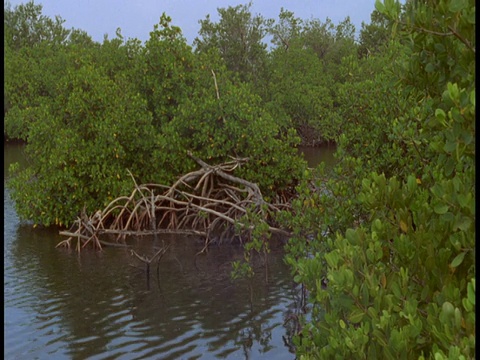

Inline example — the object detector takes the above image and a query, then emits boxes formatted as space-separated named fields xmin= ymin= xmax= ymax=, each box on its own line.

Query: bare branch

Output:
xmin=58 ymin=153 xmax=294 ymax=251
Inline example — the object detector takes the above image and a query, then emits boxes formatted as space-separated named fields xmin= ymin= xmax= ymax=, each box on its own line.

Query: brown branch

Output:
xmin=187 ymin=151 xmax=265 ymax=206
xmin=407 ymin=22 xmax=475 ymax=53
xmin=59 ymin=230 xmax=90 ymax=241
xmin=98 ymin=228 xmax=206 ymax=237
xmin=211 ymin=69 xmax=220 ymax=100
xmin=211 ymin=69 xmax=226 ymax=124
xmin=447 ymin=25 xmax=475 ymax=53
xmin=130 ymin=246 xmax=169 ymax=264
xmin=58 ymin=154 xmax=294 ymax=252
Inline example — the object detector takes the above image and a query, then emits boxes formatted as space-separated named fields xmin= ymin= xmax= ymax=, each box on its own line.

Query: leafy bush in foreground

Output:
xmin=281 ymin=0 xmax=475 ymax=358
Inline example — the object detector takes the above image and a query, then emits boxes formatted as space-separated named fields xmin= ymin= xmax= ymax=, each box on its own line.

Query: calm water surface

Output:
xmin=298 ymin=144 xmax=337 ymax=168
xmin=4 ymin=142 xmax=335 ymax=360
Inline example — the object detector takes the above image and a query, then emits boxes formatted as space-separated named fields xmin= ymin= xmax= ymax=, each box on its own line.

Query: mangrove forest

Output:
xmin=4 ymin=0 xmax=475 ymax=358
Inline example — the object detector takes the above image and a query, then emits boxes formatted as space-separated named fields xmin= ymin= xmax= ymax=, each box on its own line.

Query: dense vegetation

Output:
xmin=4 ymin=0 xmax=475 ymax=358
xmin=278 ymin=1 xmax=475 ymax=359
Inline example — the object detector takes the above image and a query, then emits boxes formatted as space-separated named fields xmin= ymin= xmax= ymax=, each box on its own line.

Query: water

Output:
xmin=297 ymin=144 xmax=337 ymax=168
xmin=5 ymin=142 xmax=332 ymax=360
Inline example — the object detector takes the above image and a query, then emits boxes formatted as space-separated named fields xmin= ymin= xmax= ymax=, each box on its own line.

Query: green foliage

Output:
xmin=138 ymin=13 xmax=195 ymax=128
xmin=323 ymin=17 xmax=358 ymax=82
xmin=281 ymin=0 xmax=475 ymax=358
xmin=291 ymin=171 xmax=474 ymax=359
xmin=4 ymin=0 xmax=69 ymax=50
xmin=358 ymin=10 xmax=391 ymax=58
xmin=4 ymin=7 xmax=475 ymax=360
xmin=230 ymin=259 xmax=255 ymax=280
xmin=267 ymin=44 xmax=336 ymax=145
xmin=7 ymin=63 xmax=157 ymax=227
xmin=231 ymin=205 xmax=272 ymax=280
xmin=333 ymin=58 xmax=420 ymax=178
xmin=300 ymin=17 xmax=336 ymax=60
xmin=5 ymin=4 xmax=307 ymax=230
xmin=264 ymin=12 xmax=362 ymax=145
xmin=292 ymin=15 xmax=357 ymax=71
xmin=399 ymin=0 xmax=475 ymax=98
xmin=194 ymin=2 xmax=270 ymax=84
xmin=5 ymin=42 xmax=65 ymax=140
xmin=268 ymin=8 xmax=302 ymax=51
xmin=4 ymin=2 xmax=99 ymax=141
xmin=269 ymin=12 xmax=358 ymax=77
xmin=156 ymin=63 xmax=306 ymax=195
xmin=94 ymin=28 xmax=135 ymax=81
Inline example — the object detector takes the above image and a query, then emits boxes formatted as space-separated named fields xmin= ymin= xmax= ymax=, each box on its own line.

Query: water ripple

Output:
xmin=5 ymin=194 xmax=297 ymax=360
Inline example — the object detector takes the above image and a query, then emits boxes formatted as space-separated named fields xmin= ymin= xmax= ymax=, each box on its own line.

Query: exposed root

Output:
xmin=57 ymin=153 xmax=293 ymax=251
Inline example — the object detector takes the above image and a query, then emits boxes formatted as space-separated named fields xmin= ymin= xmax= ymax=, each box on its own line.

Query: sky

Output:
xmin=6 ymin=0 xmax=379 ymax=45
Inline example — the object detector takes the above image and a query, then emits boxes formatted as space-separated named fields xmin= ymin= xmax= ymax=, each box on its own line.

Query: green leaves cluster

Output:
xmin=156 ymin=65 xmax=304 ymax=194
xmin=193 ymin=2 xmax=270 ymax=84
xmin=138 ymin=13 xmax=195 ymax=128
xmin=4 ymin=1 xmax=98 ymax=140
xmin=5 ymin=3 xmax=306 ymax=227
xmin=4 ymin=2 xmax=475 ymax=358
xmin=281 ymin=0 xmax=475 ymax=358
xmin=7 ymin=61 xmax=157 ymax=227
xmin=194 ymin=5 xmax=365 ymax=146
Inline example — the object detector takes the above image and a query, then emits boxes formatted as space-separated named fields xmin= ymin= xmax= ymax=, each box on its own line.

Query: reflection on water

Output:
xmin=4 ymin=142 xmax=308 ymax=360
xmin=4 ymin=140 xmax=29 ymax=175
xmin=4 ymin=196 xmax=303 ymax=359
xmin=298 ymin=144 xmax=337 ymax=168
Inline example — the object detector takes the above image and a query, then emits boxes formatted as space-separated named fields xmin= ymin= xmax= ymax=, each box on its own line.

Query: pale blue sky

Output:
xmin=6 ymin=0 xmax=378 ymax=45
